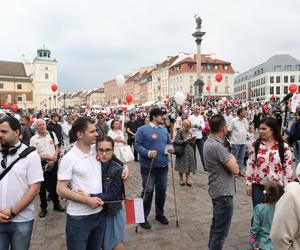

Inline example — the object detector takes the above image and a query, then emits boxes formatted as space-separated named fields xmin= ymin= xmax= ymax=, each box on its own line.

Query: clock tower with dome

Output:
xmin=32 ymin=44 xmax=58 ymax=109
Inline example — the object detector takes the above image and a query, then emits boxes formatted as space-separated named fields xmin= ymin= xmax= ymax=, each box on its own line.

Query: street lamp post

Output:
xmin=192 ymin=15 xmax=206 ymax=104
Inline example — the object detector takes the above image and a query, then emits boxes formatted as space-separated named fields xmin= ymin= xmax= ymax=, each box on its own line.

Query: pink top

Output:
xmin=246 ymin=140 xmax=293 ymax=186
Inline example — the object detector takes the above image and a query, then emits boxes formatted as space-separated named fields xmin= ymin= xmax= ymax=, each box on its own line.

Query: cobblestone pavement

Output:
xmin=30 ymin=156 xmax=253 ymax=250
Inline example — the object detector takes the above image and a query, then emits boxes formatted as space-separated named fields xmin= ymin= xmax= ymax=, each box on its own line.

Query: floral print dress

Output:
xmin=246 ymin=140 xmax=293 ymax=187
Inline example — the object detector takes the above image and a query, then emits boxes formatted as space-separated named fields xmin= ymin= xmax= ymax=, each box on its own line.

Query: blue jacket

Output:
xmin=92 ymin=160 xmax=124 ymax=216
xmin=135 ymin=124 xmax=171 ymax=169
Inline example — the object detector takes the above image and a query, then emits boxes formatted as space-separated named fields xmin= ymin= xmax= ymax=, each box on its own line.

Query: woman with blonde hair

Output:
xmin=173 ymin=119 xmax=196 ymax=186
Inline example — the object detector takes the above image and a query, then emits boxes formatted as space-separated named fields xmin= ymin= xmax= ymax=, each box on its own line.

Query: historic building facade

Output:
xmin=234 ymin=54 xmax=300 ymax=101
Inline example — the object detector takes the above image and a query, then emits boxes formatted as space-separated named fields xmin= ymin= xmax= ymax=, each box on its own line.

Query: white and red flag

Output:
xmin=124 ymin=198 xmax=145 ymax=224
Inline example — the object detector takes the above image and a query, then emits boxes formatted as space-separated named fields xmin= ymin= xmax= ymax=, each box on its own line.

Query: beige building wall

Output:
xmin=32 ymin=58 xmax=58 ymax=109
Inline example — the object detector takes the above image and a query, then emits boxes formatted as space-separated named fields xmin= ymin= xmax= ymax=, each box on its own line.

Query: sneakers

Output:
xmin=39 ymin=208 xmax=47 ymax=218
xmin=53 ymin=204 xmax=66 ymax=212
xmin=139 ymin=220 xmax=152 ymax=230
xmin=155 ymin=215 xmax=169 ymax=225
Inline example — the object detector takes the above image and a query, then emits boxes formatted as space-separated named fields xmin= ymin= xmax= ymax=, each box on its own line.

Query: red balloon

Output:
xmin=206 ymin=85 xmax=211 ymax=91
xmin=12 ymin=104 xmax=18 ymax=113
xmin=3 ymin=103 xmax=9 ymax=110
xmin=126 ymin=95 xmax=132 ymax=103
xmin=289 ymin=83 xmax=297 ymax=93
xmin=215 ymin=73 xmax=223 ymax=83
xmin=51 ymin=84 xmax=58 ymax=92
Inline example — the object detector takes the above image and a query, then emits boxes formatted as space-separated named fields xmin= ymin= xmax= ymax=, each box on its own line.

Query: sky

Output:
xmin=1 ymin=0 xmax=300 ymax=92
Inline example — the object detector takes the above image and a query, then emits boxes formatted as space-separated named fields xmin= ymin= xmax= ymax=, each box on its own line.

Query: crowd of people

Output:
xmin=1 ymin=98 xmax=300 ymax=250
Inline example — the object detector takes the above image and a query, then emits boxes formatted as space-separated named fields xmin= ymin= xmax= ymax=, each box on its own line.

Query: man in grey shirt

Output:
xmin=204 ymin=114 xmax=239 ymax=250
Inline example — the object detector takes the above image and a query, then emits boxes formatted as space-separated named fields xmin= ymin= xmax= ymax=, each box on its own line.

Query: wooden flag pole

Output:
xmin=170 ymin=155 xmax=179 ymax=227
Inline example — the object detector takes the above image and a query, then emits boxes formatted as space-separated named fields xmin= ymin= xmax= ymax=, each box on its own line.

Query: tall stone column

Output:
xmin=192 ymin=15 xmax=206 ymax=103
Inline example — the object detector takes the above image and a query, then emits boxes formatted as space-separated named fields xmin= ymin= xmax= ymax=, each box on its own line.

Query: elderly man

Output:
xmin=228 ymin=108 xmax=248 ymax=176
xmin=189 ymin=105 xmax=206 ymax=171
xmin=0 ymin=116 xmax=43 ymax=250
xmin=30 ymin=119 xmax=65 ymax=218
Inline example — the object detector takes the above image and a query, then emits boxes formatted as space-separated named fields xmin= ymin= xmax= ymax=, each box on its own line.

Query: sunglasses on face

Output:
xmin=97 ymin=148 xmax=113 ymax=154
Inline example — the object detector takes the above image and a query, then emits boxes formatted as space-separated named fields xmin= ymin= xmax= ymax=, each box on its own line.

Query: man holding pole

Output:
xmin=135 ymin=108 xmax=173 ymax=230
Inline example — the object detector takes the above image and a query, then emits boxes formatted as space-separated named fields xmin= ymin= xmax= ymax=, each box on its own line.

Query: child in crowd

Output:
xmin=249 ymin=181 xmax=284 ymax=250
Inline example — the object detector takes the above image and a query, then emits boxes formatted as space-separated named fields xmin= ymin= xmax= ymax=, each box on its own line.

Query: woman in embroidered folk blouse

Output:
xmin=246 ymin=117 xmax=293 ymax=208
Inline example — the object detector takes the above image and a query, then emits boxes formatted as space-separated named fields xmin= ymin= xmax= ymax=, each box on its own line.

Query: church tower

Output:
xmin=32 ymin=44 xmax=58 ymax=109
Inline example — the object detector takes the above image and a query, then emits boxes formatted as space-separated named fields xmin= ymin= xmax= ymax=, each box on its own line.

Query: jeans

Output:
xmin=193 ymin=138 xmax=205 ymax=171
xmin=208 ymin=196 xmax=234 ymax=250
xmin=231 ymin=144 xmax=246 ymax=171
xmin=66 ymin=211 xmax=106 ymax=250
xmin=251 ymin=184 xmax=265 ymax=208
xmin=140 ymin=166 xmax=168 ymax=219
xmin=293 ymin=141 xmax=300 ymax=165
xmin=0 ymin=220 xmax=34 ymax=250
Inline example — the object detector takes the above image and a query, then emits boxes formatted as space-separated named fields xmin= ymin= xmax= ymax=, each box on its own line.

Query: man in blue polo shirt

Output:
xmin=135 ymin=108 xmax=173 ymax=230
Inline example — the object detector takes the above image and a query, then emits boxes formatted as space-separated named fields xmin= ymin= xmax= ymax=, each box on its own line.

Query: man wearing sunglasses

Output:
xmin=0 ymin=116 xmax=43 ymax=250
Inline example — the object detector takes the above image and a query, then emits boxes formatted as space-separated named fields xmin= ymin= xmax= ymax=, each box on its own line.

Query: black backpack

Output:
xmin=254 ymin=139 xmax=285 ymax=167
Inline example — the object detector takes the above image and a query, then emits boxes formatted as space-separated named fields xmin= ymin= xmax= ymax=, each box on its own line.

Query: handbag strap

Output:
xmin=0 ymin=146 xmax=36 ymax=182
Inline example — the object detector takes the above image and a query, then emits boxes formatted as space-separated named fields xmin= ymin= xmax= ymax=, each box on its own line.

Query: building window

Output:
xmin=276 ymin=86 xmax=280 ymax=95
xmin=270 ymin=76 xmax=274 ymax=83
xmin=207 ymin=64 xmax=211 ymax=70
xmin=214 ymin=65 xmax=218 ymax=70
xmin=284 ymin=76 xmax=288 ymax=83
xmin=270 ymin=86 xmax=274 ymax=95
xmin=296 ymin=65 xmax=300 ymax=71
xmin=225 ymin=76 xmax=228 ymax=81
xmin=285 ymin=65 xmax=292 ymax=71
xmin=0 ymin=83 xmax=3 ymax=89
xmin=45 ymin=67 xmax=48 ymax=70
xmin=276 ymin=76 xmax=280 ymax=83
xmin=224 ymin=65 xmax=228 ymax=70
xmin=45 ymin=73 xmax=49 ymax=80
xmin=284 ymin=86 xmax=288 ymax=94
xmin=298 ymin=75 xmax=300 ymax=82
xmin=17 ymin=96 xmax=22 ymax=102
xmin=291 ymin=75 xmax=295 ymax=82
xmin=39 ymin=52 xmax=42 ymax=57
xmin=274 ymin=66 xmax=281 ymax=71
xmin=17 ymin=84 xmax=22 ymax=90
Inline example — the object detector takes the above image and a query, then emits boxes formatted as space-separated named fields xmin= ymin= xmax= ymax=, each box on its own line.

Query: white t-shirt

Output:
xmin=188 ymin=114 xmax=205 ymax=139
xmin=0 ymin=143 xmax=44 ymax=222
xmin=30 ymin=131 xmax=58 ymax=156
xmin=58 ymin=144 xmax=103 ymax=216
xmin=62 ymin=122 xmax=72 ymax=145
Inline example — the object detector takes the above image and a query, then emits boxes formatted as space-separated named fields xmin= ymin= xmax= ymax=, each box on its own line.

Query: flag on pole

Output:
xmin=124 ymin=198 xmax=145 ymax=224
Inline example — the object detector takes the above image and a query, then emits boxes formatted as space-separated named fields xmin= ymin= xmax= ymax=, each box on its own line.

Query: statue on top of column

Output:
xmin=194 ymin=14 xmax=202 ymax=29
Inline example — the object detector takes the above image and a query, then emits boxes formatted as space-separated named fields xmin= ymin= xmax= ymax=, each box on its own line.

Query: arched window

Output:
xmin=45 ymin=73 xmax=49 ymax=80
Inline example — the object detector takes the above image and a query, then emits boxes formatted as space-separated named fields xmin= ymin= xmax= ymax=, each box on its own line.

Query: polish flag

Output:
xmin=124 ymin=198 xmax=145 ymax=224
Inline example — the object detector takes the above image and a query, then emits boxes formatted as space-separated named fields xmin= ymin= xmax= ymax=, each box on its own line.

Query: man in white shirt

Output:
xmin=224 ymin=107 xmax=233 ymax=124
xmin=61 ymin=113 xmax=73 ymax=147
xmin=228 ymin=108 xmax=249 ymax=176
xmin=57 ymin=117 xmax=105 ymax=249
xmin=189 ymin=106 xmax=206 ymax=171
xmin=30 ymin=119 xmax=65 ymax=218
xmin=0 ymin=116 xmax=43 ymax=250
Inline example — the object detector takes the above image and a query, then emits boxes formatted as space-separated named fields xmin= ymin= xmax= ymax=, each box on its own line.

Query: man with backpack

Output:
xmin=30 ymin=119 xmax=65 ymax=218
xmin=0 ymin=116 xmax=43 ymax=250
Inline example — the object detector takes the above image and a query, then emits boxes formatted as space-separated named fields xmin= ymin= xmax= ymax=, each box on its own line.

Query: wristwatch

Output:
xmin=10 ymin=208 xmax=16 ymax=218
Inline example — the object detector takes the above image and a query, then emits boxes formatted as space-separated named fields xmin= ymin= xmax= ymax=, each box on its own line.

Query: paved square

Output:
xmin=30 ymin=157 xmax=253 ymax=250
